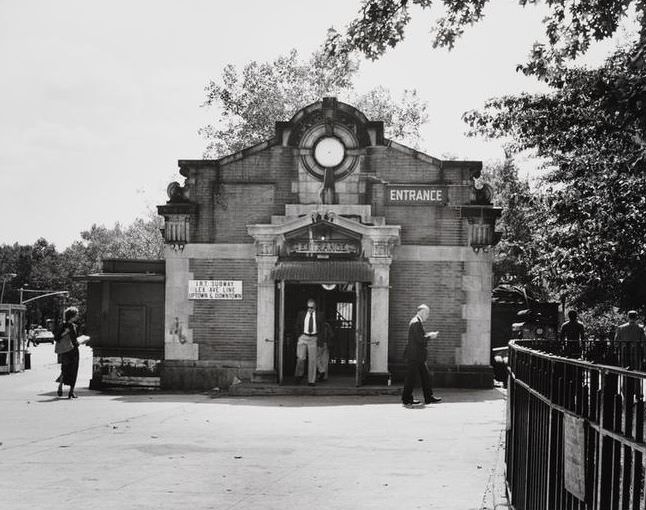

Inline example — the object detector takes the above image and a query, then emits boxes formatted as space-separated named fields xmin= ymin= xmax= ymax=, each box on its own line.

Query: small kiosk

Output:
xmin=0 ymin=304 xmax=27 ymax=373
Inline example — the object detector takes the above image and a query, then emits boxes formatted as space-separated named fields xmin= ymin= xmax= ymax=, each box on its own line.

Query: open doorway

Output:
xmin=278 ymin=282 xmax=366 ymax=385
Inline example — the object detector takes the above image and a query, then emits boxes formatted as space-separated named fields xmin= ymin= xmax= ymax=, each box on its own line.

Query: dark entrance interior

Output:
xmin=280 ymin=282 xmax=357 ymax=385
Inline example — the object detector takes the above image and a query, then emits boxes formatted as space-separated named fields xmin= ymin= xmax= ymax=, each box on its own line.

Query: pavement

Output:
xmin=1 ymin=345 xmax=511 ymax=510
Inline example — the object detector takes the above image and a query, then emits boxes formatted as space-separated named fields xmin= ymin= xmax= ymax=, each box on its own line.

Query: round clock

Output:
xmin=313 ymin=137 xmax=345 ymax=167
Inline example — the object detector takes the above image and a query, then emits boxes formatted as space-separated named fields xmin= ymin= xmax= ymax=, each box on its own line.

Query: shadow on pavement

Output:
xmin=77 ymin=387 xmax=506 ymax=407
xmin=34 ymin=389 xmax=101 ymax=403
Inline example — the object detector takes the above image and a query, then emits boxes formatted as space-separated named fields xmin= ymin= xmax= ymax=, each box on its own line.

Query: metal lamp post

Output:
xmin=19 ymin=289 xmax=69 ymax=305
xmin=0 ymin=273 xmax=17 ymax=303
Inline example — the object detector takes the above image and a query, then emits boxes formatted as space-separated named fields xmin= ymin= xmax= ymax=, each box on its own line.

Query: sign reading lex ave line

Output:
xmin=385 ymin=185 xmax=447 ymax=205
xmin=188 ymin=280 xmax=242 ymax=300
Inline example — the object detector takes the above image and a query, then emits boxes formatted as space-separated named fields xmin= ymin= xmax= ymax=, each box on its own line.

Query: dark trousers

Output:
xmin=402 ymin=361 xmax=433 ymax=404
xmin=60 ymin=347 xmax=79 ymax=387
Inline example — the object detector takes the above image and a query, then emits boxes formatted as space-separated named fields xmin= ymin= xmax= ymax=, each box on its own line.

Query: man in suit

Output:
xmin=402 ymin=304 xmax=442 ymax=408
xmin=294 ymin=298 xmax=325 ymax=386
xmin=614 ymin=310 xmax=646 ymax=342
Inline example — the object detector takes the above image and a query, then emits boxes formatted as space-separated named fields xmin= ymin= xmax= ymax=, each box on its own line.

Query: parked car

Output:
xmin=492 ymin=346 xmax=509 ymax=387
xmin=31 ymin=327 xmax=55 ymax=345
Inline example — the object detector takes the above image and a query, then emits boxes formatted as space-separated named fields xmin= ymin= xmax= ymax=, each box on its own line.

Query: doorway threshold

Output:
xmin=214 ymin=382 xmax=401 ymax=397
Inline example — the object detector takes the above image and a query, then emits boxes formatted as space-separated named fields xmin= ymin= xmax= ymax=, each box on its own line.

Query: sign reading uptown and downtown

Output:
xmin=385 ymin=184 xmax=447 ymax=206
xmin=188 ymin=280 xmax=242 ymax=300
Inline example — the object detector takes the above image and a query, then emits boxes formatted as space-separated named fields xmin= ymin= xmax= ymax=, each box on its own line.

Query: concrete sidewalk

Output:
xmin=1 ymin=346 xmax=510 ymax=510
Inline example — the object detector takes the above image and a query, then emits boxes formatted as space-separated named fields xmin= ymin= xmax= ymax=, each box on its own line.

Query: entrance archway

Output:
xmin=276 ymin=281 xmax=370 ymax=386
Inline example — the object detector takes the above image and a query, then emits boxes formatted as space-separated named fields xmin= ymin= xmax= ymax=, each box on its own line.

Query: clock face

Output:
xmin=313 ymin=137 xmax=345 ymax=167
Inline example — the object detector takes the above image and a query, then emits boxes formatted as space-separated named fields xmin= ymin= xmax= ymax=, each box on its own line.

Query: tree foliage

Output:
xmin=466 ymin=41 xmax=646 ymax=311
xmin=325 ymin=0 xmax=645 ymax=78
xmin=0 ymin=211 xmax=163 ymax=323
xmin=483 ymin=155 xmax=548 ymax=298
xmin=200 ymin=49 xmax=429 ymax=158
xmin=326 ymin=0 xmax=646 ymax=319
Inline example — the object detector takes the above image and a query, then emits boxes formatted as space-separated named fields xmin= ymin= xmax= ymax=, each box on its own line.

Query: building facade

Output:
xmin=156 ymin=98 xmax=501 ymax=390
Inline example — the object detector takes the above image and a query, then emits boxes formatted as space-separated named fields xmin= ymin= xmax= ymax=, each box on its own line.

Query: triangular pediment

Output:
xmin=281 ymin=217 xmax=363 ymax=259
xmin=283 ymin=219 xmax=361 ymax=242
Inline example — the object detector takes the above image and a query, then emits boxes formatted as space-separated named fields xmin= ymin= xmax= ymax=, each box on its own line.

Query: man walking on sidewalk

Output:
xmin=402 ymin=304 xmax=442 ymax=408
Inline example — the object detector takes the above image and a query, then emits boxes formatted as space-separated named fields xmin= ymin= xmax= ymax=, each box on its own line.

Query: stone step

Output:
xmin=213 ymin=383 xmax=402 ymax=397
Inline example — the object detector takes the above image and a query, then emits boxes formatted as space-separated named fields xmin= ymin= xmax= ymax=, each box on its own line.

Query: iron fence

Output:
xmin=507 ymin=339 xmax=646 ymax=509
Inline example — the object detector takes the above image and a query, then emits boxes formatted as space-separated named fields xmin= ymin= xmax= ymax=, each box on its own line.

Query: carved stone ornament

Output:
xmin=164 ymin=214 xmax=191 ymax=246
xmin=372 ymin=238 xmax=397 ymax=258
xmin=167 ymin=181 xmax=190 ymax=203
xmin=256 ymin=239 xmax=277 ymax=257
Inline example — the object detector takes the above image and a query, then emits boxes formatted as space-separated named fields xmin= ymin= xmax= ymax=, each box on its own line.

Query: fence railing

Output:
xmin=507 ymin=339 xmax=646 ymax=510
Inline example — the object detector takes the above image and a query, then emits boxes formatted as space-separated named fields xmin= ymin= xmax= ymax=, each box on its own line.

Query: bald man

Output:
xmin=402 ymin=304 xmax=442 ymax=408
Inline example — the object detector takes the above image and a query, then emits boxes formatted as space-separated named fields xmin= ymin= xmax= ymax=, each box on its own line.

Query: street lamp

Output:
xmin=19 ymin=288 xmax=69 ymax=305
xmin=0 ymin=273 xmax=17 ymax=303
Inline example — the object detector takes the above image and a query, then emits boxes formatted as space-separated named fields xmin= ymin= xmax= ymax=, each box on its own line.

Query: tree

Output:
xmin=325 ymin=1 xmax=646 ymax=329
xmin=465 ymin=42 xmax=646 ymax=312
xmin=200 ymin=48 xmax=429 ymax=158
xmin=483 ymin=155 xmax=548 ymax=298
xmin=0 ymin=212 xmax=164 ymax=318
xmin=325 ymin=0 xmax=645 ymax=78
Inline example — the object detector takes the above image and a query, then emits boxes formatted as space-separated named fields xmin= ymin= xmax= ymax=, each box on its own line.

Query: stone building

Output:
xmin=87 ymin=98 xmax=501 ymax=390
xmin=151 ymin=97 xmax=501 ymax=390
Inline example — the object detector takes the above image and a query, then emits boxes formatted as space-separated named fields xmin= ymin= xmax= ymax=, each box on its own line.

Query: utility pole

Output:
xmin=0 ymin=273 xmax=17 ymax=303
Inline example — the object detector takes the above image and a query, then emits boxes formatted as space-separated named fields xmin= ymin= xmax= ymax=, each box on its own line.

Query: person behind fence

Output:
xmin=54 ymin=306 xmax=81 ymax=399
xmin=294 ymin=298 xmax=325 ymax=386
xmin=401 ymin=304 xmax=442 ymax=408
xmin=614 ymin=310 xmax=646 ymax=342
xmin=560 ymin=310 xmax=585 ymax=344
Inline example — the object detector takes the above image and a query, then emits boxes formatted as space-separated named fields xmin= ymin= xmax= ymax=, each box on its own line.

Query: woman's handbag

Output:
xmin=54 ymin=331 xmax=74 ymax=354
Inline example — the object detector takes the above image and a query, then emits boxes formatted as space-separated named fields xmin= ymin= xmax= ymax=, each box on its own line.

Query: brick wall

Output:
xmin=217 ymin=147 xmax=297 ymax=215
xmin=189 ymin=148 xmax=298 ymax=242
xmin=389 ymin=260 xmax=466 ymax=366
xmin=385 ymin=206 xmax=467 ymax=245
xmin=188 ymin=258 xmax=257 ymax=361
xmin=366 ymin=147 xmax=442 ymax=182
xmin=213 ymin=184 xmax=275 ymax=243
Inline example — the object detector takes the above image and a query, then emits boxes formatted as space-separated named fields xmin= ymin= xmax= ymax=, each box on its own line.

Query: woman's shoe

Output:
xmin=57 ymin=387 xmax=63 ymax=397
xmin=68 ymin=393 xmax=78 ymax=399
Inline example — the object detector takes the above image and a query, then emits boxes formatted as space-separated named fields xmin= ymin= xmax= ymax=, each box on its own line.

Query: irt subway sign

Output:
xmin=385 ymin=185 xmax=447 ymax=205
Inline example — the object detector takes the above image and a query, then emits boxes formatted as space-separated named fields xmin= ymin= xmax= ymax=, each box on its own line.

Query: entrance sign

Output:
xmin=385 ymin=185 xmax=446 ymax=205
xmin=287 ymin=239 xmax=359 ymax=256
xmin=563 ymin=414 xmax=586 ymax=501
xmin=188 ymin=280 xmax=242 ymax=300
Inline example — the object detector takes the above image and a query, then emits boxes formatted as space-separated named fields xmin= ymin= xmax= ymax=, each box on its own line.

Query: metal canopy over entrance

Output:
xmin=270 ymin=261 xmax=374 ymax=282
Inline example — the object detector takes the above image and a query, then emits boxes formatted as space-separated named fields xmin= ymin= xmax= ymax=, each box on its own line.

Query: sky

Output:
xmin=0 ymin=0 xmax=625 ymax=249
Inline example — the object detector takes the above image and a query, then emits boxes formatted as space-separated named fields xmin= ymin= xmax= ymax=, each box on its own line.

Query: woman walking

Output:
xmin=55 ymin=306 xmax=81 ymax=399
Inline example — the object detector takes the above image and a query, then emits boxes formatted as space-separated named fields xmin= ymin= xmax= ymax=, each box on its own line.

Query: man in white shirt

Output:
xmin=294 ymin=298 xmax=325 ymax=386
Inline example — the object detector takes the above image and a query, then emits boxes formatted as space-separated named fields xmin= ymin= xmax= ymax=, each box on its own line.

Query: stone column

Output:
xmin=164 ymin=246 xmax=198 ymax=360
xmin=253 ymin=238 xmax=278 ymax=382
xmin=459 ymin=253 xmax=493 ymax=366
xmin=368 ymin=258 xmax=392 ymax=380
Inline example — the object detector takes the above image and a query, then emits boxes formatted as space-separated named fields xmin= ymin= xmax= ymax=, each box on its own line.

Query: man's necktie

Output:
xmin=308 ymin=312 xmax=314 ymax=335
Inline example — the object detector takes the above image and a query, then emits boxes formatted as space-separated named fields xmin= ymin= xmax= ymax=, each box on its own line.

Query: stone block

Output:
xmin=462 ymin=275 xmax=482 ymax=291
xmin=165 ymin=342 xmax=199 ymax=361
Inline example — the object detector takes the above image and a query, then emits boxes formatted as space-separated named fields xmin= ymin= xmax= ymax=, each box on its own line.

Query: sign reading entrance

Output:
xmin=385 ymin=185 xmax=446 ymax=205
xmin=188 ymin=280 xmax=242 ymax=300
xmin=287 ymin=239 xmax=359 ymax=256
